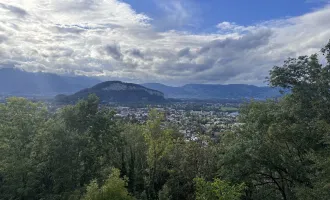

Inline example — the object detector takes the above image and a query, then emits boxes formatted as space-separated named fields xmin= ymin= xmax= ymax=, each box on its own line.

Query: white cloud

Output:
xmin=152 ymin=0 xmax=201 ymax=30
xmin=216 ymin=22 xmax=253 ymax=33
xmin=0 ymin=0 xmax=330 ymax=85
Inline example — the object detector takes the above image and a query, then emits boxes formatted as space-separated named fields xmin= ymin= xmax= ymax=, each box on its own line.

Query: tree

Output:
xmin=82 ymin=168 xmax=134 ymax=200
xmin=143 ymin=109 xmax=174 ymax=199
xmin=20 ymin=94 xmax=123 ymax=199
xmin=121 ymin=123 xmax=148 ymax=197
xmin=194 ymin=177 xmax=245 ymax=200
xmin=218 ymin=40 xmax=330 ymax=200
xmin=165 ymin=135 xmax=219 ymax=200
xmin=220 ymin=100 xmax=321 ymax=199
xmin=0 ymin=97 xmax=48 ymax=199
xmin=59 ymin=94 xmax=123 ymax=184
xmin=268 ymin=40 xmax=330 ymax=122
xmin=267 ymin=39 xmax=330 ymax=199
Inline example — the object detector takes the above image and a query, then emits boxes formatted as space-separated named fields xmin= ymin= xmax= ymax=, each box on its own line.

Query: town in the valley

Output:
xmin=111 ymin=103 xmax=241 ymax=140
xmin=1 ymin=94 xmax=242 ymax=140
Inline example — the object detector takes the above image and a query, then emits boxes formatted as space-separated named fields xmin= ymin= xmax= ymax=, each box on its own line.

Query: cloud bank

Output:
xmin=1 ymin=0 xmax=330 ymax=85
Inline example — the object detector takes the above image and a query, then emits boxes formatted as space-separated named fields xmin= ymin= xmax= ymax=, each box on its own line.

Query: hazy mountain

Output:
xmin=0 ymin=68 xmax=101 ymax=96
xmin=142 ymin=83 xmax=189 ymax=98
xmin=0 ymin=68 xmax=282 ymax=100
xmin=56 ymin=81 xmax=166 ymax=103
xmin=142 ymin=83 xmax=282 ymax=99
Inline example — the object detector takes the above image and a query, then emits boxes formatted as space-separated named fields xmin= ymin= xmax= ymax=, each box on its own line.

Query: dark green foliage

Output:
xmin=0 ymin=95 xmax=124 ymax=200
xmin=218 ymin=40 xmax=330 ymax=200
xmin=194 ymin=178 xmax=245 ymax=200
xmin=121 ymin=124 xmax=148 ymax=197
xmin=0 ymin=97 xmax=48 ymax=199
xmin=164 ymin=135 xmax=219 ymax=200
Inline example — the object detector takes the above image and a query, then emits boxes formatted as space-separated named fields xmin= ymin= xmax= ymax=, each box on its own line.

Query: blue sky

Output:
xmin=123 ymin=0 xmax=328 ymax=31
xmin=1 ymin=0 xmax=330 ymax=85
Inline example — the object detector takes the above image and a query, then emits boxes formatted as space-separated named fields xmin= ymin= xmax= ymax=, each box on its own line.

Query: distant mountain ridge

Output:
xmin=56 ymin=81 xmax=166 ymax=103
xmin=0 ymin=68 xmax=101 ymax=96
xmin=142 ymin=83 xmax=282 ymax=99
xmin=0 ymin=68 xmax=282 ymax=100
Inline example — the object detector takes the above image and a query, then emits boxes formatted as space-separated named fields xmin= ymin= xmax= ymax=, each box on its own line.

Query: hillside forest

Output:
xmin=1 ymin=41 xmax=330 ymax=200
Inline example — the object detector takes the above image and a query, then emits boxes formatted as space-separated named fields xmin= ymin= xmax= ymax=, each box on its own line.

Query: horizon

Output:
xmin=1 ymin=0 xmax=330 ymax=85
xmin=0 ymin=66 xmax=273 ymax=88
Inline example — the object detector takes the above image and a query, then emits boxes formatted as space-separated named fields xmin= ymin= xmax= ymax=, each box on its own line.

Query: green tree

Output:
xmin=165 ymin=135 xmax=219 ymax=200
xmin=219 ymin=40 xmax=330 ymax=200
xmin=29 ymin=94 xmax=123 ymax=199
xmin=194 ymin=178 xmax=245 ymax=200
xmin=59 ymin=94 xmax=123 ymax=183
xmin=0 ymin=97 xmax=48 ymax=199
xmin=82 ymin=168 xmax=134 ymax=200
xmin=143 ymin=109 xmax=174 ymax=199
xmin=0 ymin=95 xmax=126 ymax=200
xmin=121 ymin=123 xmax=148 ymax=197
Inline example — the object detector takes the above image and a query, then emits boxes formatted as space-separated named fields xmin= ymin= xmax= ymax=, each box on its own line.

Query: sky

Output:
xmin=1 ymin=0 xmax=330 ymax=86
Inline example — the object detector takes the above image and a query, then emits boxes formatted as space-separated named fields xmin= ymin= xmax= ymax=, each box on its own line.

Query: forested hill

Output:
xmin=142 ymin=83 xmax=282 ymax=99
xmin=55 ymin=81 xmax=166 ymax=103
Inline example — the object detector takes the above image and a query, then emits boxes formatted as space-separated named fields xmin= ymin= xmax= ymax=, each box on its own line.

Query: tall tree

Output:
xmin=219 ymin=40 xmax=330 ymax=200
xmin=165 ymin=135 xmax=219 ymax=200
xmin=0 ymin=97 xmax=48 ymax=199
xmin=121 ymin=123 xmax=148 ymax=197
xmin=143 ymin=110 xmax=174 ymax=199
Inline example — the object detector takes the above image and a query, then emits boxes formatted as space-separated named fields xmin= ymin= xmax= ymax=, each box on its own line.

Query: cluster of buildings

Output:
xmin=113 ymin=103 xmax=241 ymax=139
xmin=0 ymin=95 xmax=241 ymax=139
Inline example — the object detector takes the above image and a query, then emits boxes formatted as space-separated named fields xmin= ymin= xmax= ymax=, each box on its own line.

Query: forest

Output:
xmin=1 ymin=41 xmax=330 ymax=200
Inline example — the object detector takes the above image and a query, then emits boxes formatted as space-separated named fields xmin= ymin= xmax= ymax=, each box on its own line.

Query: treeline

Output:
xmin=1 ymin=41 xmax=330 ymax=200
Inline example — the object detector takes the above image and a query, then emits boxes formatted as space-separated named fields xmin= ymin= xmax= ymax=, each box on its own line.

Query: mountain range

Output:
xmin=142 ymin=83 xmax=282 ymax=99
xmin=0 ymin=68 xmax=282 ymax=99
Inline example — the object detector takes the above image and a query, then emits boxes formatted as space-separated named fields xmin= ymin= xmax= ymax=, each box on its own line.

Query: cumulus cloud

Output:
xmin=1 ymin=0 xmax=330 ymax=85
